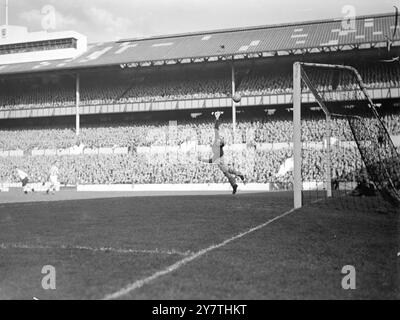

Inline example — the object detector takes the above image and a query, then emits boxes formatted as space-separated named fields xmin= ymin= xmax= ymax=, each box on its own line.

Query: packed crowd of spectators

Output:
xmin=0 ymin=75 xmax=231 ymax=110
xmin=1 ymin=111 xmax=399 ymax=151
xmin=0 ymin=147 xmax=365 ymax=185
xmin=119 ymin=77 xmax=231 ymax=103
xmin=0 ymin=110 xmax=399 ymax=185
xmin=239 ymin=63 xmax=400 ymax=96
xmin=0 ymin=63 xmax=398 ymax=110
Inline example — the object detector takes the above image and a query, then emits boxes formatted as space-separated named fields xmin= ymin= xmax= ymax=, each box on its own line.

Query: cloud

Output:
xmin=19 ymin=7 xmax=77 ymax=30
xmin=19 ymin=9 xmax=42 ymax=24
xmin=11 ymin=0 xmax=398 ymax=43
xmin=54 ymin=11 xmax=78 ymax=29
xmin=17 ymin=3 xmax=133 ymax=41
xmin=84 ymin=7 xmax=133 ymax=36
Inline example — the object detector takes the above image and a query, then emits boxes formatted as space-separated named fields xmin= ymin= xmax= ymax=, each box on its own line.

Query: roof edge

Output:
xmin=117 ymin=11 xmax=396 ymax=43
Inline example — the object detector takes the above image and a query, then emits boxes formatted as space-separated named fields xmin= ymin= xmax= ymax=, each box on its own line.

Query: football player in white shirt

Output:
xmin=47 ymin=161 xmax=60 ymax=195
xmin=15 ymin=167 xmax=34 ymax=194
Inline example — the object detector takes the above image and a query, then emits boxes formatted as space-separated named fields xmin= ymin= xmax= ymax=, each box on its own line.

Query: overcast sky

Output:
xmin=1 ymin=0 xmax=399 ymax=43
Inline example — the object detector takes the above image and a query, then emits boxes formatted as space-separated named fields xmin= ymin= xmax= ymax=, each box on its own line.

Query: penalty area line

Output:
xmin=103 ymin=207 xmax=297 ymax=300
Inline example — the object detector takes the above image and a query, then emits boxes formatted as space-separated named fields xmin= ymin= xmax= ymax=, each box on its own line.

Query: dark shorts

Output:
xmin=209 ymin=156 xmax=223 ymax=164
xmin=21 ymin=177 xmax=29 ymax=187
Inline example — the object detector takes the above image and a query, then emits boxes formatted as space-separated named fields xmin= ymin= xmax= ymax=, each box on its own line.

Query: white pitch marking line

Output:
xmin=103 ymin=207 xmax=297 ymax=300
xmin=0 ymin=243 xmax=191 ymax=257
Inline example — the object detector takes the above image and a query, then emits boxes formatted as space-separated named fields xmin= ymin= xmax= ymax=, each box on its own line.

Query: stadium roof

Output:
xmin=0 ymin=12 xmax=399 ymax=76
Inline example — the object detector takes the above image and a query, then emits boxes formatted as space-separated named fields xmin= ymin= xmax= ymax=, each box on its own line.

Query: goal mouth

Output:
xmin=292 ymin=62 xmax=400 ymax=209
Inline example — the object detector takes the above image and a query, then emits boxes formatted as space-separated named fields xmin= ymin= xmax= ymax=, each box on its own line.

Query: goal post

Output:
xmin=293 ymin=62 xmax=400 ymax=209
xmin=294 ymin=62 xmax=334 ymax=208
xmin=293 ymin=62 xmax=302 ymax=208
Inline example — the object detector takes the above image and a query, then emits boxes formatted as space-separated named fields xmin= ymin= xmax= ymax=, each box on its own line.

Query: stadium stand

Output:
xmin=1 ymin=109 xmax=399 ymax=185
xmin=0 ymin=12 xmax=399 ymax=188
xmin=0 ymin=148 xmax=364 ymax=185
xmin=1 ymin=110 xmax=400 ymax=150
xmin=0 ymin=63 xmax=399 ymax=110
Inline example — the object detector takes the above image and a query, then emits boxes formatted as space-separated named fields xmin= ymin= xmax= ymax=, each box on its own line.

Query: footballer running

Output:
xmin=47 ymin=161 xmax=60 ymax=195
xmin=14 ymin=167 xmax=34 ymax=194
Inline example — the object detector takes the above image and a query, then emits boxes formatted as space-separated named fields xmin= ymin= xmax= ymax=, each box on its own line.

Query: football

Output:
xmin=232 ymin=92 xmax=242 ymax=103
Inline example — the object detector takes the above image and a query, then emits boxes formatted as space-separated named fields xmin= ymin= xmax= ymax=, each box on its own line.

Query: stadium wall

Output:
xmin=76 ymin=183 xmax=324 ymax=192
xmin=0 ymin=182 xmax=340 ymax=193
xmin=76 ymin=183 xmax=271 ymax=192
xmin=73 ymin=182 xmax=324 ymax=192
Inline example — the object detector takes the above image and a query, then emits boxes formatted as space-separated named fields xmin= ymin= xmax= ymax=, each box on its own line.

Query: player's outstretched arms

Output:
xmin=212 ymin=111 xmax=223 ymax=140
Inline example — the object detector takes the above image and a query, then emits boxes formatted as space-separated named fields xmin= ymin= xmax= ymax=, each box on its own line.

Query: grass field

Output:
xmin=0 ymin=189 xmax=398 ymax=300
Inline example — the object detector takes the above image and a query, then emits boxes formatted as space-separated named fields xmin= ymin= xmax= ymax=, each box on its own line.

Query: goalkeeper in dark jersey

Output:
xmin=198 ymin=111 xmax=245 ymax=194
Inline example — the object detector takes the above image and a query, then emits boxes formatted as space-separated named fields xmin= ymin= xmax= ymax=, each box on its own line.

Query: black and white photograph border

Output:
xmin=0 ymin=0 xmax=399 ymax=304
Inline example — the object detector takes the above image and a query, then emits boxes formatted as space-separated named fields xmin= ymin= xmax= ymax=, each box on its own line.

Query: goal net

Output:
xmin=292 ymin=62 xmax=400 ymax=209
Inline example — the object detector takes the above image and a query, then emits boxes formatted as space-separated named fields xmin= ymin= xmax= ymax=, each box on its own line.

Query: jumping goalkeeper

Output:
xmin=198 ymin=111 xmax=245 ymax=194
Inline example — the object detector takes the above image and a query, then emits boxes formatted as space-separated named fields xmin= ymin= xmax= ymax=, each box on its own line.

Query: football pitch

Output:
xmin=0 ymin=190 xmax=398 ymax=300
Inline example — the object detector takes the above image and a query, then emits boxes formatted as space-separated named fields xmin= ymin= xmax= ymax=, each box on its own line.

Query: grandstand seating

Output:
xmin=0 ymin=63 xmax=398 ymax=110
xmin=0 ymin=48 xmax=399 ymax=187
xmin=0 ymin=148 xmax=364 ymax=185
xmin=1 ymin=112 xmax=399 ymax=151
xmin=0 ymin=111 xmax=399 ymax=185
xmin=0 ymin=12 xmax=398 ymax=190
